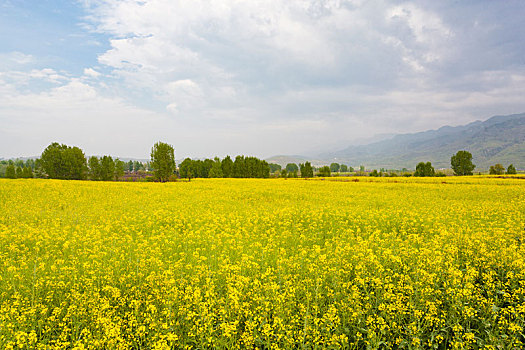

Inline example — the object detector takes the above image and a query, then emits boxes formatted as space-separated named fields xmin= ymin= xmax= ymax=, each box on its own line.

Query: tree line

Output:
xmin=0 ymin=144 xmax=519 ymax=180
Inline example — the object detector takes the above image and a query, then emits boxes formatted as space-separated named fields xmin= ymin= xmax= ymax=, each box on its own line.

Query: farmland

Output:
xmin=0 ymin=178 xmax=524 ymax=349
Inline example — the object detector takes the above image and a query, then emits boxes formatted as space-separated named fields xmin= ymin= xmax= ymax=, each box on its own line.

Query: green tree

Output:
xmin=299 ymin=162 xmax=314 ymax=178
xmin=127 ymin=160 xmax=134 ymax=172
xmin=369 ymin=169 xmax=380 ymax=177
xmin=414 ymin=162 xmax=435 ymax=177
xmin=88 ymin=157 xmax=101 ymax=180
xmin=507 ymin=164 xmax=517 ymax=174
xmin=179 ymin=158 xmax=194 ymax=180
xmin=25 ymin=159 xmax=35 ymax=169
xmin=221 ymin=156 xmax=234 ymax=178
xmin=133 ymin=161 xmax=143 ymax=172
xmin=451 ymin=151 xmax=475 ymax=176
xmin=150 ymin=142 xmax=176 ymax=182
xmin=489 ymin=164 xmax=505 ymax=175
xmin=16 ymin=166 xmax=24 ymax=178
xmin=233 ymin=156 xmax=246 ymax=178
xmin=269 ymin=163 xmax=282 ymax=174
xmin=317 ymin=166 xmax=331 ymax=177
xmin=114 ymin=159 xmax=126 ymax=180
xmin=285 ymin=163 xmax=299 ymax=173
xmin=330 ymin=163 xmax=340 ymax=173
xmin=340 ymin=164 xmax=348 ymax=172
xmin=22 ymin=166 xmax=33 ymax=178
xmin=203 ymin=159 xmax=214 ymax=178
xmin=40 ymin=142 xmax=87 ymax=180
xmin=209 ymin=158 xmax=224 ymax=178
xmin=5 ymin=164 xmax=16 ymax=179
xmin=100 ymin=156 xmax=115 ymax=181
xmin=34 ymin=159 xmax=46 ymax=178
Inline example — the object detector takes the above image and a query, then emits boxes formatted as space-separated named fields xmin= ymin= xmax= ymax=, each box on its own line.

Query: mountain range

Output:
xmin=267 ymin=113 xmax=525 ymax=170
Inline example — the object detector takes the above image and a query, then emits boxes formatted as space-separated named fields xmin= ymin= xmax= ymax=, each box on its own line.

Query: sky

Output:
xmin=1 ymin=0 xmax=525 ymax=159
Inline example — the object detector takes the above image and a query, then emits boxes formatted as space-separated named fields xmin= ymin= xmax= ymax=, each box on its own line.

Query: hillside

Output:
xmin=312 ymin=113 xmax=525 ymax=170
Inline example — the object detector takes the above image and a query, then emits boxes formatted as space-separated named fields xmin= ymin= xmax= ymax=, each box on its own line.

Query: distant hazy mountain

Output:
xmin=267 ymin=113 xmax=525 ymax=170
xmin=321 ymin=113 xmax=525 ymax=170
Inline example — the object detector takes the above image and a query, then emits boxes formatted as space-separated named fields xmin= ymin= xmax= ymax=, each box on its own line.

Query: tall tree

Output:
xmin=489 ymin=164 xmax=505 ymax=175
xmin=507 ymin=164 xmax=517 ymax=175
xmin=414 ymin=162 xmax=435 ymax=177
xmin=317 ymin=166 xmax=331 ymax=177
xmin=285 ymin=163 xmax=299 ymax=173
xmin=100 ymin=156 xmax=115 ymax=181
xmin=209 ymin=157 xmax=224 ymax=178
xmin=5 ymin=164 xmax=16 ymax=179
xmin=133 ymin=161 xmax=143 ymax=172
xmin=114 ymin=159 xmax=126 ymax=180
xmin=21 ymin=166 xmax=33 ymax=178
xmin=451 ymin=151 xmax=475 ymax=176
xmin=179 ymin=158 xmax=194 ymax=180
xmin=221 ymin=156 xmax=233 ymax=177
xmin=88 ymin=156 xmax=102 ymax=180
xmin=150 ymin=142 xmax=176 ymax=182
xmin=40 ymin=142 xmax=87 ymax=180
xmin=269 ymin=163 xmax=282 ymax=174
xmin=330 ymin=163 xmax=340 ymax=173
xmin=300 ymin=162 xmax=314 ymax=178
xmin=340 ymin=164 xmax=348 ymax=172
xmin=233 ymin=156 xmax=246 ymax=178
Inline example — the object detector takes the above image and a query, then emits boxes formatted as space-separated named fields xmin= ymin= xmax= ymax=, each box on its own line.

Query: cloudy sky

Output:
xmin=1 ymin=0 xmax=525 ymax=159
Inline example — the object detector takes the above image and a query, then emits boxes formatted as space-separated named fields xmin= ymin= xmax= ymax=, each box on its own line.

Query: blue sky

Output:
xmin=1 ymin=0 xmax=525 ymax=159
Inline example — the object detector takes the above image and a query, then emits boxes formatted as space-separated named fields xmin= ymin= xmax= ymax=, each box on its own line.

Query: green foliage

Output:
xmin=40 ymin=142 xmax=88 ymax=180
xmin=299 ymin=162 xmax=314 ymax=178
xmin=150 ymin=142 xmax=176 ymax=182
xmin=209 ymin=158 xmax=223 ymax=178
xmin=34 ymin=159 xmax=46 ymax=178
xmin=221 ymin=156 xmax=234 ymax=178
xmin=179 ymin=156 xmax=269 ymax=179
xmin=179 ymin=158 xmax=194 ymax=180
xmin=340 ymin=164 xmax=348 ymax=172
xmin=506 ymin=164 xmax=517 ymax=174
xmin=317 ymin=166 xmax=331 ymax=177
xmin=88 ymin=157 xmax=102 ymax=180
xmin=21 ymin=166 xmax=33 ymax=178
xmin=330 ymin=163 xmax=340 ymax=173
xmin=285 ymin=163 xmax=299 ymax=173
xmin=348 ymin=166 xmax=354 ymax=172
xmin=133 ymin=161 xmax=144 ymax=172
xmin=451 ymin=151 xmax=475 ymax=176
xmin=269 ymin=163 xmax=282 ymax=174
xmin=114 ymin=159 xmax=126 ymax=180
xmin=5 ymin=164 xmax=16 ymax=179
xmin=100 ymin=156 xmax=116 ymax=181
xmin=489 ymin=163 xmax=505 ymax=175
xmin=369 ymin=169 xmax=380 ymax=177
xmin=414 ymin=162 xmax=435 ymax=177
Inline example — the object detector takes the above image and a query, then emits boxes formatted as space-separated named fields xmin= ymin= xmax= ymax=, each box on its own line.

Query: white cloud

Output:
xmin=83 ymin=67 xmax=101 ymax=78
xmin=2 ymin=1 xmax=525 ymax=159
xmin=0 ymin=51 xmax=34 ymax=65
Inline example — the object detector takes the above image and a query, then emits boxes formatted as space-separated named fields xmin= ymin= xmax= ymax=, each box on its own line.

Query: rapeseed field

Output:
xmin=0 ymin=178 xmax=524 ymax=349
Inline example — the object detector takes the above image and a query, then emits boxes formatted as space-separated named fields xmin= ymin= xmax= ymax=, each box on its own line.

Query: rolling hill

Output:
xmin=268 ymin=113 xmax=525 ymax=170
